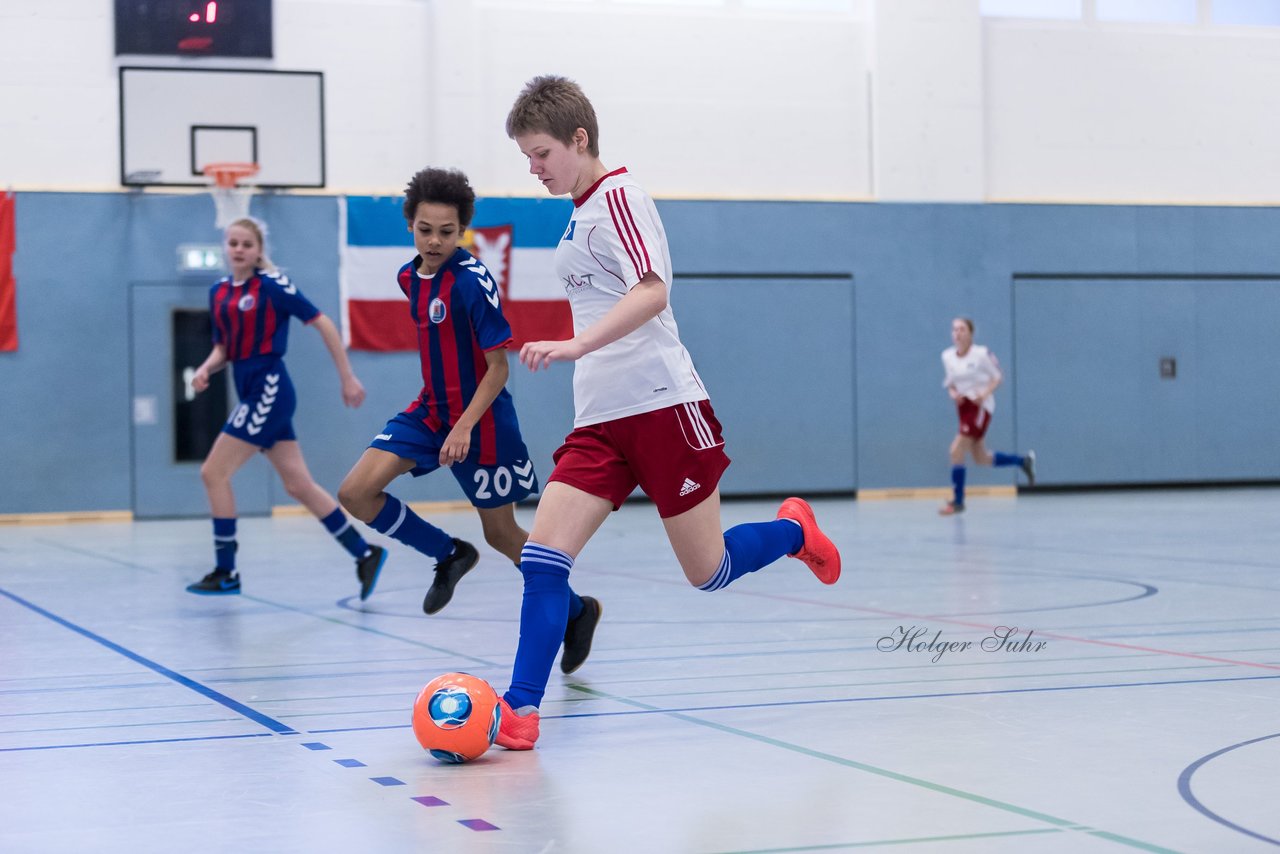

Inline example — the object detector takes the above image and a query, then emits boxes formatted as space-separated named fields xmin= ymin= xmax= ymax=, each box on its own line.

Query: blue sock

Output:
xmin=212 ymin=517 xmax=237 ymax=571
xmin=320 ymin=507 xmax=370 ymax=559
xmin=517 ymin=561 xmax=584 ymax=620
xmin=698 ymin=519 xmax=803 ymax=592
xmin=368 ymin=494 xmax=453 ymax=561
xmin=505 ymin=543 xmax=572 ymax=710
xmin=993 ymin=452 xmax=1024 ymax=468
xmin=951 ymin=465 xmax=966 ymax=505
xmin=567 ymin=588 xmax=584 ymax=622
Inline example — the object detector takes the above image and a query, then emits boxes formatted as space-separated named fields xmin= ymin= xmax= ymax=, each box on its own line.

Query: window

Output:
xmin=981 ymin=0 xmax=1083 ymax=19
xmin=1213 ymin=0 xmax=1280 ymax=25
xmin=1095 ymin=0 xmax=1197 ymax=23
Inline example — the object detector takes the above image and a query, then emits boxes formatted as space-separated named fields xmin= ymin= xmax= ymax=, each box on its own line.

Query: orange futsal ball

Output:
xmin=411 ymin=672 xmax=502 ymax=763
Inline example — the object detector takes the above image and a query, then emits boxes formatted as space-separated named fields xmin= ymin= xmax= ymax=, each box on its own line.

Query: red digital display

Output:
xmin=115 ymin=1 xmax=272 ymax=58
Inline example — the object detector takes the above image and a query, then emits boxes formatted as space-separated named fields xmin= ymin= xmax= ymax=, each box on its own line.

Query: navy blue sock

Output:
xmin=505 ymin=543 xmax=572 ymax=710
xmin=993 ymin=452 xmax=1024 ymax=468
xmin=951 ymin=465 xmax=966 ymax=506
xmin=320 ymin=507 xmax=370 ymax=559
xmin=567 ymin=588 xmax=584 ymax=622
xmin=517 ymin=561 xmax=584 ymax=620
xmin=697 ymin=519 xmax=803 ymax=592
xmin=212 ymin=517 xmax=237 ymax=571
xmin=368 ymin=494 xmax=453 ymax=561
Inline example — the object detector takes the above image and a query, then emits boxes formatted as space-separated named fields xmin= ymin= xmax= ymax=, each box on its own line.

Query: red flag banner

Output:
xmin=340 ymin=196 xmax=572 ymax=352
xmin=0 ymin=192 xmax=17 ymax=352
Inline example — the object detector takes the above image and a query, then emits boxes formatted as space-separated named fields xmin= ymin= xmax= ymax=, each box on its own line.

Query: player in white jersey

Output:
xmin=939 ymin=317 xmax=1036 ymax=515
xmin=488 ymin=75 xmax=844 ymax=750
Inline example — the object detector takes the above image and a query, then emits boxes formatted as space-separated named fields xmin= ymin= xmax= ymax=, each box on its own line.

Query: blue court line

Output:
xmin=303 ymin=670 xmax=1280 ymax=736
xmin=1100 ymin=626 xmax=1280 ymax=640
xmin=1177 ymin=731 xmax=1280 ymax=847
xmin=241 ymin=592 xmax=500 ymax=667
xmin=33 ymin=538 xmax=161 ymax=574
xmin=0 ymin=701 xmax=212 ymax=717
xmin=713 ymin=827 xmax=1069 ymax=852
xmin=549 ymin=671 xmax=1280 ymax=720
xmin=0 ymin=586 xmax=296 ymax=735
xmin=308 ymin=723 xmax=409 ymax=734
xmin=1052 ymin=615 xmax=1280 ymax=631
xmin=0 ymin=717 xmax=237 ymax=737
xmin=0 ymin=732 xmax=274 ymax=753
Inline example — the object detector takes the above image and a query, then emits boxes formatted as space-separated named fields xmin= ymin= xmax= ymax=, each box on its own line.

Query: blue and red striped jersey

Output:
xmin=209 ymin=269 xmax=320 ymax=362
xmin=398 ymin=248 xmax=515 ymax=458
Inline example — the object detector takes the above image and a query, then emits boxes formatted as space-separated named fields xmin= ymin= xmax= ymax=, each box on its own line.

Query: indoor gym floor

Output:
xmin=1 ymin=491 xmax=1277 ymax=853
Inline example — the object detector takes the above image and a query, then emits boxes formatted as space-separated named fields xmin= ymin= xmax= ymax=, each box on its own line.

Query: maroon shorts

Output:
xmin=956 ymin=398 xmax=992 ymax=440
xmin=549 ymin=399 xmax=732 ymax=518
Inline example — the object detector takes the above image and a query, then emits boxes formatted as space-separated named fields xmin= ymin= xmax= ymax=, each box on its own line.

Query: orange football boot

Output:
xmin=776 ymin=497 xmax=841 ymax=584
xmin=495 ymin=696 xmax=540 ymax=750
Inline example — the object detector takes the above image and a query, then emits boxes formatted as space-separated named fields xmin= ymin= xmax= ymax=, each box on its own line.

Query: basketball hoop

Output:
xmin=202 ymin=162 xmax=260 ymax=228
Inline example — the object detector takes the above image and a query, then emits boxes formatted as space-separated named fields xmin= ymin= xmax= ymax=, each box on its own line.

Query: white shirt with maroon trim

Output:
xmin=942 ymin=344 xmax=999 ymax=414
xmin=555 ymin=167 xmax=707 ymax=427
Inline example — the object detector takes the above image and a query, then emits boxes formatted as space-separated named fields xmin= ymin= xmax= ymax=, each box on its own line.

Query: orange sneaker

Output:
xmin=776 ymin=497 xmax=841 ymax=585
xmin=495 ymin=696 xmax=540 ymax=750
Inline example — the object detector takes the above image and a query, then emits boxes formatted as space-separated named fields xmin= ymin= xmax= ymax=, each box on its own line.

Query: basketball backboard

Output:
xmin=119 ymin=66 xmax=325 ymax=188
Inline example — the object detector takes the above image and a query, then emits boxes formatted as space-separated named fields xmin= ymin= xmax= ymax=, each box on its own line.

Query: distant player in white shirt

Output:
xmin=491 ymin=75 xmax=843 ymax=750
xmin=940 ymin=317 xmax=1036 ymax=515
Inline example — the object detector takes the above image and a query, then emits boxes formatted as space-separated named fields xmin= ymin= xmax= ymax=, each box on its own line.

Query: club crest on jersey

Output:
xmin=428 ymin=297 xmax=447 ymax=324
xmin=237 ymin=294 xmax=256 ymax=311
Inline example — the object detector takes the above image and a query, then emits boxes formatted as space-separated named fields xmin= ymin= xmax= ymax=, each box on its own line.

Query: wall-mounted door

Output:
xmin=130 ymin=282 xmax=272 ymax=518
xmin=676 ymin=275 xmax=857 ymax=494
xmin=1014 ymin=276 xmax=1280 ymax=485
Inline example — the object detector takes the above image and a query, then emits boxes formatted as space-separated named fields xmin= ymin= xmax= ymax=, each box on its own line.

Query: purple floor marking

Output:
xmin=458 ymin=819 xmax=500 ymax=831
xmin=412 ymin=796 xmax=448 ymax=807
xmin=371 ymin=776 xmax=405 ymax=786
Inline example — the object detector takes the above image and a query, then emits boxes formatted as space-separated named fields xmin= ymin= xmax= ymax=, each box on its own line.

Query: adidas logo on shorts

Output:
xmin=679 ymin=477 xmax=701 ymax=497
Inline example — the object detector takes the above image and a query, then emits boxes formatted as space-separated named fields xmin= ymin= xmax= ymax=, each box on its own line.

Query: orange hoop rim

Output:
xmin=202 ymin=162 xmax=260 ymax=189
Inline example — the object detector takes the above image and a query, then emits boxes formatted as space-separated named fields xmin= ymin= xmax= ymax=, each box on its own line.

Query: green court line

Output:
xmin=571 ymin=685 xmax=1182 ymax=854
xmin=711 ymin=826 xmax=1065 ymax=852
xmin=241 ymin=594 xmax=500 ymax=667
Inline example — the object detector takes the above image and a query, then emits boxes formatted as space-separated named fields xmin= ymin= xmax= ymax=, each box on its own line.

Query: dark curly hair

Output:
xmin=403 ymin=167 xmax=476 ymax=227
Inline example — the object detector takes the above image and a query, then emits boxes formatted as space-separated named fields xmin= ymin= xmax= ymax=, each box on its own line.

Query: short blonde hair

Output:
xmin=505 ymin=75 xmax=600 ymax=157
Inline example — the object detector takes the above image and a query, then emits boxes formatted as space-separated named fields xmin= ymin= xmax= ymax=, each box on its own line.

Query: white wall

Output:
xmin=872 ymin=0 xmax=985 ymax=200
xmin=3 ymin=0 xmax=1280 ymax=202
xmin=984 ymin=17 xmax=1280 ymax=203
xmin=0 ymin=0 xmax=870 ymax=199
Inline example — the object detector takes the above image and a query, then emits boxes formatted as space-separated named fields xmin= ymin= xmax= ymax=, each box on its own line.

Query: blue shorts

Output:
xmin=223 ymin=361 xmax=297 ymax=449
xmin=369 ymin=411 xmax=539 ymax=509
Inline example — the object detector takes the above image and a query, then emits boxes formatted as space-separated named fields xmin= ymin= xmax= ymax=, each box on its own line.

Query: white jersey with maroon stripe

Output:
xmin=942 ymin=344 xmax=999 ymax=414
xmin=555 ymin=168 xmax=707 ymax=427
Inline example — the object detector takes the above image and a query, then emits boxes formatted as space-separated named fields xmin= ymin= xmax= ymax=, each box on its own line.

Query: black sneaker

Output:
xmin=560 ymin=596 xmax=602 ymax=675
xmin=187 ymin=568 xmax=240 ymax=595
xmin=422 ymin=539 xmax=479 ymax=615
xmin=356 ymin=545 xmax=388 ymax=601
xmin=1021 ymin=450 xmax=1037 ymax=487
xmin=938 ymin=501 xmax=965 ymax=516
